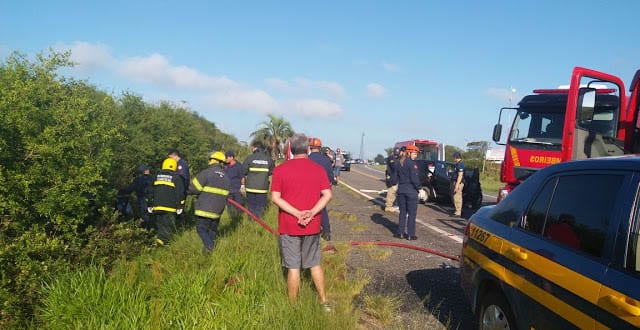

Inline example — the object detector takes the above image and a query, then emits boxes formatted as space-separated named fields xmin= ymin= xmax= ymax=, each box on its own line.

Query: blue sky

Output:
xmin=3 ymin=1 xmax=640 ymax=159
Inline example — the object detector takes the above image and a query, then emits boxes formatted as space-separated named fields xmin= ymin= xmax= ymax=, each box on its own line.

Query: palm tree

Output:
xmin=250 ymin=114 xmax=295 ymax=160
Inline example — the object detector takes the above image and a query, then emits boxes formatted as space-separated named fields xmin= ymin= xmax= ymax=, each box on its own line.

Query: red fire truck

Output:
xmin=492 ymin=67 xmax=634 ymax=202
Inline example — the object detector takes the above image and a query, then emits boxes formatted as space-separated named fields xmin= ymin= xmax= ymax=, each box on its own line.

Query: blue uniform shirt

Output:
xmin=397 ymin=158 xmax=421 ymax=194
xmin=224 ymin=162 xmax=244 ymax=193
xmin=309 ymin=151 xmax=334 ymax=183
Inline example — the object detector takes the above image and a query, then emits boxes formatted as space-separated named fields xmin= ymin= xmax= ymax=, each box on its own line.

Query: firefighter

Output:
xmin=121 ymin=164 xmax=152 ymax=228
xmin=394 ymin=145 xmax=420 ymax=240
xmin=189 ymin=151 xmax=230 ymax=254
xmin=242 ymin=141 xmax=275 ymax=219
xmin=147 ymin=158 xmax=185 ymax=245
xmin=308 ymin=137 xmax=334 ymax=241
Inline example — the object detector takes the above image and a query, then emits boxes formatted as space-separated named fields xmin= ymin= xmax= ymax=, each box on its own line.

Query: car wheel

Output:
xmin=478 ymin=291 xmax=516 ymax=330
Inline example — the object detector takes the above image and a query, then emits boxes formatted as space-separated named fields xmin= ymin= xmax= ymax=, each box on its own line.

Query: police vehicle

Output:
xmin=461 ymin=156 xmax=640 ymax=329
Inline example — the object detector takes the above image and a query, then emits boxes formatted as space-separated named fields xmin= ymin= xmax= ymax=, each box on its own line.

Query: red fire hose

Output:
xmin=226 ymin=198 xmax=460 ymax=262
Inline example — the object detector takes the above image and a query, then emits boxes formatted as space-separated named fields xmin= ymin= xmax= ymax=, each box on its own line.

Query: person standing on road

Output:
xmin=270 ymin=134 xmax=332 ymax=309
xmin=451 ymin=152 xmax=465 ymax=218
xmin=147 ymin=158 xmax=185 ymax=245
xmin=224 ymin=151 xmax=244 ymax=220
xmin=384 ymin=148 xmax=401 ymax=213
xmin=394 ymin=145 xmax=420 ymax=240
xmin=333 ymin=148 xmax=345 ymax=185
xmin=243 ymin=141 xmax=275 ymax=219
xmin=308 ymin=137 xmax=334 ymax=241
xmin=189 ymin=151 xmax=230 ymax=254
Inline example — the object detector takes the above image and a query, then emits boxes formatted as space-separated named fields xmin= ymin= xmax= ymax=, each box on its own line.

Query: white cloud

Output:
xmin=62 ymin=41 xmax=115 ymax=72
xmin=381 ymin=62 xmax=401 ymax=73
xmin=58 ymin=42 xmax=345 ymax=118
xmin=119 ymin=54 xmax=238 ymax=90
xmin=266 ymin=77 xmax=345 ymax=99
xmin=486 ymin=87 xmax=518 ymax=104
xmin=366 ymin=83 xmax=387 ymax=98
xmin=286 ymin=99 xmax=342 ymax=117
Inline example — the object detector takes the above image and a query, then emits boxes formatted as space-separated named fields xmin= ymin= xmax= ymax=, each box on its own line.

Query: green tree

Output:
xmin=250 ymin=114 xmax=294 ymax=160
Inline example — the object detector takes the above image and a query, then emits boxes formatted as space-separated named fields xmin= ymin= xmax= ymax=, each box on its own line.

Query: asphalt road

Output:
xmin=331 ymin=164 xmax=496 ymax=329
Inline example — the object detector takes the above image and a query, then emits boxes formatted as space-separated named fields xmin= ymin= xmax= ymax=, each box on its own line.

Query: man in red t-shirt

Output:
xmin=271 ymin=134 xmax=332 ymax=308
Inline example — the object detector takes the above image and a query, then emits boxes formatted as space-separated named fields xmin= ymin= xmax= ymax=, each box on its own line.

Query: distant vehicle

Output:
xmin=461 ymin=156 xmax=640 ymax=329
xmin=341 ymin=153 xmax=351 ymax=171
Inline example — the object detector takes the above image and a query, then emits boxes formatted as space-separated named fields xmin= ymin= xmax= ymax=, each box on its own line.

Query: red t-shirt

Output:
xmin=271 ymin=158 xmax=331 ymax=235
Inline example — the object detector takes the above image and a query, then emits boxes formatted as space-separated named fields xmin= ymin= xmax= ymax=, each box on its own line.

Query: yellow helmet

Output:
xmin=208 ymin=151 xmax=226 ymax=164
xmin=162 ymin=158 xmax=177 ymax=171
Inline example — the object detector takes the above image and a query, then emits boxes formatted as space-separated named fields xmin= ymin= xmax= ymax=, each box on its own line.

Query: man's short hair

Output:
xmin=289 ymin=134 xmax=309 ymax=155
xmin=168 ymin=150 xmax=180 ymax=157
xmin=252 ymin=141 xmax=264 ymax=150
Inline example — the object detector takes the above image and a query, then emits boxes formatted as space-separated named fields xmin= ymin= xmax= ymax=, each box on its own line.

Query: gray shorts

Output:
xmin=279 ymin=234 xmax=321 ymax=269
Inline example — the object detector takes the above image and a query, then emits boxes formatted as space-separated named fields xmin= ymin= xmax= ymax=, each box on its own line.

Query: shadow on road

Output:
xmin=406 ymin=266 xmax=476 ymax=330
xmin=370 ymin=213 xmax=399 ymax=236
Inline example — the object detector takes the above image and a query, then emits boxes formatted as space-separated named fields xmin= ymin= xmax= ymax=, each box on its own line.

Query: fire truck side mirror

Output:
xmin=578 ymin=88 xmax=596 ymax=122
xmin=492 ymin=124 xmax=502 ymax=143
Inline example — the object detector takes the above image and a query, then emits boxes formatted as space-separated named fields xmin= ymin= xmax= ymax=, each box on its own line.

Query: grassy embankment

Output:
xmin=37 ymin=206 xmax=412 ymax=329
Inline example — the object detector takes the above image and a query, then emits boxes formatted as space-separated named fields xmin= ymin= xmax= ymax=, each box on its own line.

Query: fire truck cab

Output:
xmin=492 ymin=67 xmax=629 ymax=202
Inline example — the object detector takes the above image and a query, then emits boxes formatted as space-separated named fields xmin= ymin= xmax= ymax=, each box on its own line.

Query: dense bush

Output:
xmin=0 ymin=50 xmax=243 ymax=328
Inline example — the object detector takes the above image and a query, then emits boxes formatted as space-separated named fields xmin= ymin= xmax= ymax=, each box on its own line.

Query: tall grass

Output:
xmin=38 ymin=207 xmax=368 ymax=329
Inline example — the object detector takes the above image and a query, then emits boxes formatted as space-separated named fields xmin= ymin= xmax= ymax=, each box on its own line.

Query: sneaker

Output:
xmin=408 ymin=236 xmax=418 ymax=241
xmin=321 ymin=233 xmax=331 ymax=241
xmin=385 ymin=207 xmax=399 ymax=213
xmin=393 ymin=233 xmax=402 ymax=239
xmin=322 ymin=302 xmax=332 ymax=312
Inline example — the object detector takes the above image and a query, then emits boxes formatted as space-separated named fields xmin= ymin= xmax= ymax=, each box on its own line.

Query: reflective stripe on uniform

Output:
xmin=249 ymin=167 xmax=269 ymax=172
xmin=191 ymin=177 xmax=203 ymax=191
xmin=155 ymin=181 xmax=175 ymax=187
xmin=202 ymin=186 xmax=229 ymax=196
xmin=195 ymin=209 xmax=221 ymax=219
xmin=246 ymin=188 xmax=268 ymax=193
xmin=154 ymin=206 xmax=177 ymax=213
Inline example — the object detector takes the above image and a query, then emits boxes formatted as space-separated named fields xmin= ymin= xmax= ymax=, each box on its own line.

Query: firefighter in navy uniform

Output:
xmin=147 ymin=158 xmax=185 ymax=245
xmin=189 ymin=151 xmax=230 ymax=254
xmin=242 ymin=141 xmax=275 ymax=219
xmin=394 ymin=145 xmax=420 ymax=240
xmin=308 ymin=137 xmax=334 ymax=241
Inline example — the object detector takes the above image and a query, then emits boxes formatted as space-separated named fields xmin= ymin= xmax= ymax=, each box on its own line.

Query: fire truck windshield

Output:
xmin=415 ymin=143 xmax=438 ymax=161
xmin=508 ymin=110 xmax=564 ymax=150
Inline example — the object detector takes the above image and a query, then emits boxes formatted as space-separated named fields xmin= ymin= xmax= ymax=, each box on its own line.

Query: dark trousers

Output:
xmin=246 ymin=192 xmax=268 ymax=218
xmin=321 ymin=208 xmax=331 ymax=236
xmin=137 ymin=199 xmax=152 ymax=229
xmin=155 ymin=212 xmax=176 ymax=244
xmin=196 ymin=217 xmax=220 ymax=253
xmin=397 ymin=192 xmax=418 ymax=237
xmin=227 ymin=191 xmax=244 ymax=219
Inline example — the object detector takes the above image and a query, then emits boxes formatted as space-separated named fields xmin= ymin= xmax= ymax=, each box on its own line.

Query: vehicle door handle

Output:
xmin=605 ymin=295 xmax=640 ymax=316
xmin=508 ymin=248 xmax=528 ymax=261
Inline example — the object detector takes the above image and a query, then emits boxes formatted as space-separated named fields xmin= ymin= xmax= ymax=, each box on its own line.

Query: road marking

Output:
xmin=340 ymin=181 xmax=463 ymax=243
xmin=360 ymin=189 xmax=384 ymax=193
xmin=351 ymin=168 xmax=383 ymax=180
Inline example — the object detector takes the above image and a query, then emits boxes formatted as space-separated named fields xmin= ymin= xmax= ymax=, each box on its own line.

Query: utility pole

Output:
xmin=359 ymin=132 xmax=365 ymax=161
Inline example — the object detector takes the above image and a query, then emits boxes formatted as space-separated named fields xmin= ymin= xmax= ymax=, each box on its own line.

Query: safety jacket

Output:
xmin=243 ymin=150 xmax=274 ymax=194
xmin=147 ymin=170 xmax=185 ymax=213
xmin=189 ymin=163 xmax=230 ymax=220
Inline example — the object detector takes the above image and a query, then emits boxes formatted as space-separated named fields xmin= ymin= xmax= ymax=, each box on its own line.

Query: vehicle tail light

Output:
xmin=462 ymin=221 xmax=471 ymax=247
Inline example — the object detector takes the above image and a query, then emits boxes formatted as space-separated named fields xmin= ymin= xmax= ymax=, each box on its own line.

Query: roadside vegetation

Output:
xmin=38 ymin=208 xmax=369 ymax=329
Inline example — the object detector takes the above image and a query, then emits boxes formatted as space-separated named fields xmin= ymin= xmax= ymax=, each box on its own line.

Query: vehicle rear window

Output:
xmin=524 ymin=174 xmax=624 ymax=258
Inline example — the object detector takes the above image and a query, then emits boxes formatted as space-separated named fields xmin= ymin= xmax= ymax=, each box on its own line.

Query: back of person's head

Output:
xmin=309 ymin=137 xmax=322 ymax=151
xmin=168 ymin=150 xmax=180 ymax=159
xmin=252 ymin=141 xmax=264 ymax=151
xmin=290 ymin=134 xmax=309 ymax=155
